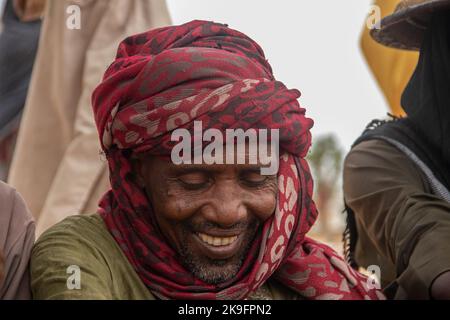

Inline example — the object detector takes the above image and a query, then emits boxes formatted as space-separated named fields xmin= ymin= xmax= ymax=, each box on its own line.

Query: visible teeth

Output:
xmin=198 ymin=233 xmax=238 ymax=247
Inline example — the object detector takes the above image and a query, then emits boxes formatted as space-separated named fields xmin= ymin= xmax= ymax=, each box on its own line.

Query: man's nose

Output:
xmin=201 ymin=182 xmax=248 ymax=228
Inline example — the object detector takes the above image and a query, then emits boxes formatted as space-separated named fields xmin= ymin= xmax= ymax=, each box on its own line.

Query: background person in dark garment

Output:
xmin=0 ymin=0 xmax=43 ymax=180
xmin=344 ymin=0 xmax=450 ymax=300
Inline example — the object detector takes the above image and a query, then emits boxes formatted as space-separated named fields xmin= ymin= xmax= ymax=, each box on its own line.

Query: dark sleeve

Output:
xmin=343 ymin=139 xmax=450 ymax=299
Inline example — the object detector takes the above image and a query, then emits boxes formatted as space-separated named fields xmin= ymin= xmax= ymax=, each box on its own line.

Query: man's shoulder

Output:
xmin=346 ymin=137 xmax=426 ymax=184
xmin=40 ymin=213 xmax=104 ymax=234
xmin=349 ymin=138 xmax=401 ymax=160
xmin=0 ymin=181 xmax=34 ymax=229
xmin=0 ymin=181 xmax=14 ymax=200
xmin=32 ymin=214 xmax=115 ymax=268
xmin=37 ymin=214 xmax=107 ymax=241
xmin=30 ymin=214 xmax=146 ymax=299
xmin=346 ymin=137 xmax=421 ymax=176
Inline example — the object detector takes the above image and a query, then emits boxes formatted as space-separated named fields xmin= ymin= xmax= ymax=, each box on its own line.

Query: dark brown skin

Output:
xmin=431 ymin=271 xmax=450 ymax=300
xmin=133 ymin=156 xmax=278 ymax=284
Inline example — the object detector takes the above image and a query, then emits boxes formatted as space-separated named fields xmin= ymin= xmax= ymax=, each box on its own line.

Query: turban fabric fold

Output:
xmin=92 ymin=20 xmax=382 ymax=300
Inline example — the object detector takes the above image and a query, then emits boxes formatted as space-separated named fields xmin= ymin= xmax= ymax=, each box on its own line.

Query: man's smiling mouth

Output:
xmin=192 ymin=231 xmax=244 ymax=260
xmin=197 ymin=232 xmax=238 ymax=246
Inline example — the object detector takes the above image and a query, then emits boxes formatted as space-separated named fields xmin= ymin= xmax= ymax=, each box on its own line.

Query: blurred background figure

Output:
xmin=7 ymin=0 xmax=171 ymax=236
xmin=344 ymin=0 xmax=450 ymax=299
xmin=0 ymin=181 xmax=35 ymax=300
xmin=336 ymin=0 xmax=419 ymax=256
xmin=0 ymin=0 xmax=44 ymax=180
xmin=361 ymin=0 xmax=418 ymax=116
xmin=308 ymin=0 xmax=418 ymax=250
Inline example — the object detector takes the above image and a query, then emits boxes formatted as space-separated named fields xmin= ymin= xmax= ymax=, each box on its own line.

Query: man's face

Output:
xmin=133 ymin=156 xmax=278 ymax=285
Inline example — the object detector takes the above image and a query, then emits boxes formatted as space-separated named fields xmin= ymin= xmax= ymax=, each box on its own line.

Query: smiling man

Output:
xmin=30 ymin=20 xmax=382 ymax=300
xmin=135 ymin=154 xmax=276 ymax=286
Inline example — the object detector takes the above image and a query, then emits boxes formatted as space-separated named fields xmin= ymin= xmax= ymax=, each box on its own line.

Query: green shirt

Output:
xmin=31 ymin=214 xmax=301 ymax=300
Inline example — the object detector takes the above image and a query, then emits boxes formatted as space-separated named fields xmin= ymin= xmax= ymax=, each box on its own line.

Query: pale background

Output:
xmin=166 ymin=0 xmax=388 ymax=151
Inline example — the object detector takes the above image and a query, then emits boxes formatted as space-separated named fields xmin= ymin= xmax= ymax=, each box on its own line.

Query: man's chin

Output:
xmin=189 ymin=259 xmax=242 ymax=285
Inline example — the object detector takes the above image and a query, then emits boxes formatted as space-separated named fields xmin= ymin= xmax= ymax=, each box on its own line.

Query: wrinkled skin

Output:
xmin=133 ymin=155 xmax=278 ymax=285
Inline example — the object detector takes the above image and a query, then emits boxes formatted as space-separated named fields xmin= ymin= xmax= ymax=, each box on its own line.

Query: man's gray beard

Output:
xmin=178 ymin=235 xmax=255 ymax=285
xmin=182 ymin=254 xmax=243 ymax=285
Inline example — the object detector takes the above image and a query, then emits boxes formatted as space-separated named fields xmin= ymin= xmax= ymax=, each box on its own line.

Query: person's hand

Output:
xmin=0 ymin=249 xmax=4 ymax=285
xmin=431 ymin=271 xmax=450 ymax=300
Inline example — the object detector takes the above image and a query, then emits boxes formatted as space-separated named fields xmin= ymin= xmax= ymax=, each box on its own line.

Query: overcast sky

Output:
xmin=166 ymin=0 xmax=388 ymax=151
